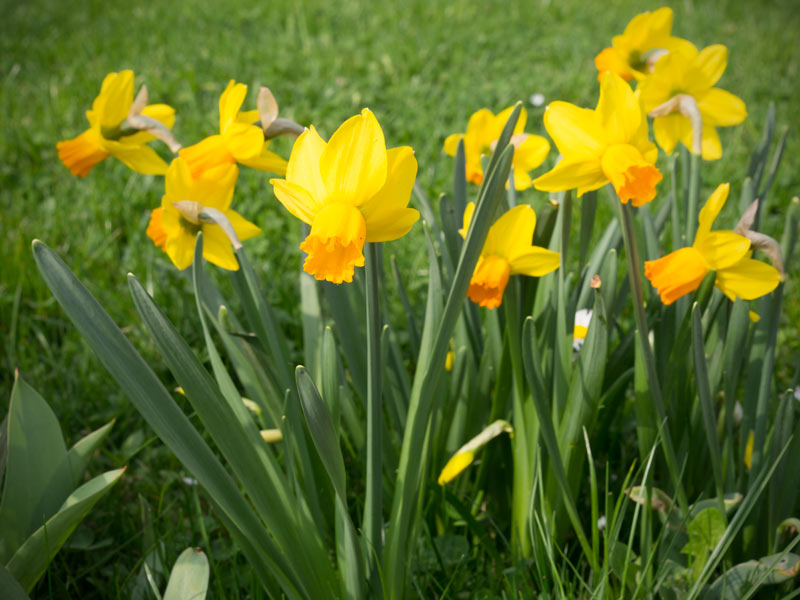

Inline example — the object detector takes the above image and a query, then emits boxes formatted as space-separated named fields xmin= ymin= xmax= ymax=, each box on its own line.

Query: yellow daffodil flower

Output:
xmin=594 ymin=7 xmax=693 ymax=81
xmin=443 ymin=106 xmax=550 ymax=190
xmin=270 ymin=109 xmax=419 ymax=284
xmin=57 ymin=70 xmax=175 ymax=177
xmin=179 ymin=80 xmax=287 ymax=178
xmin=146 ymin=158 xmax=260 ymax=270
xmin=460 ymin=202 xmax=560 ymax=309
xmin=533 ymin=73 xmax=662 ymax=206
xmin=639 ymin=43 xmax=747 ymax=160
xmin=644 ymin=183 xmax=780 ymax=305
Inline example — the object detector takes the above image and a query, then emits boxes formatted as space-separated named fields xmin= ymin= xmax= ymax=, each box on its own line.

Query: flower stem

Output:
xmin=685 ymin=153 xmax=702 ymax=243
xmin=363 ymin=242 xmax=383 ymax=595
xmin=616 ymin=200 xmax=689 ymax=512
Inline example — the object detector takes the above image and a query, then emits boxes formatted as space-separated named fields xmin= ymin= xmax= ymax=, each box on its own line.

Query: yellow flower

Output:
xmin=146 ymin=158 xmax=260 ymax=270
xmin=594 ymin=7 xmax=693 ymax=81
xmin=639 ymin=43 xmax=747 ymax=160
xmin=438 ymin=420 xmax=513 ymax=485
xmin=573 ymin=308 xmax=593 ymax=351
xmin=533 ymin=73 xmax=662 ymax=206
xmin=644 ymin=183 xmax=780 ymax=305
xmin=460 ymin=202 xmax=560 ymax=309
xmin=443 ymin=106 xmax=550 ymax=190
xmin=57 ymin=70 xmax=175 ymax=177
xmin=270 ymin=109 xmax=419 ymax=284
xmin=179 ymin=80 xmax=287 ymax=178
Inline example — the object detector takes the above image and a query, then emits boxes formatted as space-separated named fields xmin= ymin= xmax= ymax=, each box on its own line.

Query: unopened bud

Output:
xmin=126 ymin=85 xmax=182 ymax=152
xmin=735 ymin=199 xmax=786 ymax=278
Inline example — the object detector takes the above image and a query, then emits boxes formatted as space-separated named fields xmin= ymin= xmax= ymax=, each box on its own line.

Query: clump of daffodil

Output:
xmin=639 ymin=43 xmax=747 ymax=160
xmin=270 ymin=109 xmax=419 ymax=284
xmin=179 ymin=80 xmax=287 ymax=178
xmin=460 ymin=202 xmax=560 ymax=309
xmin=443 ymin=106 xmax=550 ymax=190
xmin=534 ymin=73 xmax=662 ymax=206
xmin=594 ymin=7 xmax=692 ymax=82
xmin=146 ymin=158 xmax=260 ymax=270
xmin=57 ymin=70 xmax=175 ymax=176
xmin=438 ymin=420 xmax=513 ymax=485
xmin=644 ymin=183 xmax=780 ymax=305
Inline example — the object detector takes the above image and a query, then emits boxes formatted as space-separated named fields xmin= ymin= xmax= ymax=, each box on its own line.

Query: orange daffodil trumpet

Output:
xmin=639 ymin=43 xmax=747 ymax=160
xmin=179 ymin=80 xmax=288 ymax=178
xmin=270 ymin=109 xmax=420 ymax=284
xmin=594 ymin=7 xmax=692 ymax=82
xmin=460 ymin=202 xmax=560 ymax=309
xmin=443 ymin=106 xmax=550 ymax=190
xmin=644 ymin=183 xmax=780 ymax=305
xmin=146 ymin=158 xmax=260 ymax=271
xmin=533 ymin=73 xmax=662 ymax=206
xmin=57 ymin=70 xmax=175 ymax=177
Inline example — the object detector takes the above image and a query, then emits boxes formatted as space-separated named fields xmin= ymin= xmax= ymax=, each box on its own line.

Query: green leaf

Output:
xmin=163 ymin=547 xmax=209 ymax=600
xmin=5 ymin=468 xmax=124 ymax=592
xmin=66 ymin=419 xmax=114 ymax=487
xmin=0 ymin=372 xmax=72 ymax=563
xmin=682 ymin=507 xmax=726 ymax=580
xmin=0 ymin=563 xmax=29 ymax=600
xmin=705 ymin=552 xmax=799 ymax=599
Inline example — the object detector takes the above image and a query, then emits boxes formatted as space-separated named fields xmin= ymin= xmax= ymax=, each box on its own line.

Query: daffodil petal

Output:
xmin=361 ymin=146 xmax=419 ymax=242
xmin=483 ymin=204 xmax=536 ymax=259
xmin=697 ymin=231 xmax=751 ymax=270
xmin=94 ymin=70 xmax=134 ymax=128
xmin=514 ymin=134 xmax=550 ymax=172
xmin=320 ymin=108 xmax=387 ymax=206
xmin=123 ymin=103 xmax=176 ymax=145
xmin=459 ymin=202 xmax=476 ymax=238
xmin=653 ymin=114 xmax=688 ymax=156
xmin=164 ymin=228 xmax=197 ymax=271
xmin=692 ymin=44 xmax=728 ymax=89
xmin=225 ymin=208 xmax=262 ymax=242
xmin=533 ymin=157 xmax=606 ymax=196
xmin=219 ymin=80 xmax=247 ymax=132
xmin=271 ymin=180 xmax=319 ymax=225
xmin=596 ymin=73 xmax=640 ymax=144
xmin=699 ymin=124 xmax=722 ymax=161
xmin=696 ymin=183 xmax=730 ymax=241
xmin=227 ymin=124 xmax=265 ymax=161
xmin=509 ymin=247 xmax=561 ymax=277
xmin=238 ymin=144 xmax=288 ymax=174
xmin=202 ymin=225 xmax=239 ymax=270
xmin=443 ymin=133 xmax=463 ymax=156
xmin=287 ymin=125 xmax=328 ymax=200
xmin=697 ymin=88 xmax=747 ymax=127
xmin=715 ymin=258 xmax=781 ymax=301
xmin=543 ymin=102 xmax=604 ymax=158
xmin=107 ymin=142 xmax=169 ymax=175
xmin=489 ymin=105 xmax=526 ymax=141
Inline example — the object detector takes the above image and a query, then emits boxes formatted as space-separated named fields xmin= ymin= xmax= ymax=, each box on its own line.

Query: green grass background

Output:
xmin=1 ymin=0 xmax=798 ymax=596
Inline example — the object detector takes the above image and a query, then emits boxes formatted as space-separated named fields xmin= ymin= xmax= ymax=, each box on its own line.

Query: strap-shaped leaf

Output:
xmin=163 ymin=547 xmax=209 ymax=600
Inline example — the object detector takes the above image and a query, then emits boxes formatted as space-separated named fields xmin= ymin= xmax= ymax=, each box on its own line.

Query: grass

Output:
xmin=1 ymin=0 xmax=799 ymax=596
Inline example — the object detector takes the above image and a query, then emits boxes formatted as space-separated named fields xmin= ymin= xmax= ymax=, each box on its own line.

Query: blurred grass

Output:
xmin=1 ymin=0 xmax=798 ymax=596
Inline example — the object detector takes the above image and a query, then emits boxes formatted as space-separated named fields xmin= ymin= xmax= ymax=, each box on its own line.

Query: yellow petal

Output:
xmin=509 ymin=247 xmax=561 ymax=277
xmin=697 ymin=231 xmax=751 ymax=270
xmin=715 ymin=258 xmax=781 ymax=301
xmin=165 ymin=158 xmax=238 ymax=211
xmin=287 ymin=126 xmax=328 ymax=201
xmin=691 ymin=44 xmax=728 ymax=90
xmin=361 ymin=146 xmax=419 ymax=242
xmin=106 ymin=142 xmax=169 ymax=175
xmin=464 ymin=108 xmax=494 ymax=155
xmin=697 ymin=124 xmax=723 ymax=161
xmin=163 ymin=227 xmax=197 ymax=271
xmin=320 ymin=108 xmax=387 ymax=206
xmin=696 ymin=183 xmax=730 ymax=242
xmin=513 ymin=134 xmax=550 ymax=173
xmin=437 ymin=451 xmax=475 ymax=485
xmin=238 ymin=143 xmax=288 ymax=174
xmin=179 ymin=135 xmax=235 ymax=178
xmin=483 ymin=204 xmax=537 ymax=259
xmin=237 ymin=109 xmax=260 ymax=125
xmin=488 ymin=105 xmax=526 ymax=142
xmin=270 ymin=180 xmax=319 ymax=225
xmin=219 ymin=80 xmax=247 ymax=133
xmin=459 ymin=202 xmax=476 ymax=238
xmin=653 ymin=114 xmax=689 ymax=156
xmin=543 ymin=102 xmax=604 ymax=158
xmin=644 ymin=246 xmax=708 ymax=305
xmin=226 ymin=123 xmax=265 ymax=161
xmin=697 ymin=88 xmax=747 ymax=127
xmin=443 ymin=133 xmax=464 ymax=156
xmin=225 ymin=208 xmax=262 ymax=242
xmin=533 ymin=157 xmax=606 ymax=196
xmin=744 ymin=431 xmax=754 ymax=470
xmin=594 ymin=47 xmax=633 ymax=81
xmin=93 ymin=70 xmax=134 ymax=128
xmin=202 ymin=225 xmax=239 ymax=270
xmin=596 ymin=73 xmax=641 ymax=144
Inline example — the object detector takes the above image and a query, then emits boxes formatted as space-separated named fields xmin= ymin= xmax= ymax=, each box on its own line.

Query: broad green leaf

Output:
xmin=5 ymin=468 xmax=124 ymax=592
xmin=0 ymin=373 xmax=72 ymax=563
xmin=163 ymin=547 xmax=209 ymax=600
xmin=0 ymin=563 xmax=29 ymax=600
xmin=682 ymin=507 xmax=726 ymax=580
xmin=705 ymin=552 xmax=799 ymax=599
xmin=66 ymin=419 xmax=114 ymax=487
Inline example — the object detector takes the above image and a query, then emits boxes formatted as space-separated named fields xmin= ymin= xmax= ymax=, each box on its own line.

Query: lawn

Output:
xmin=1 ymin=0 xmax=799 ymax=597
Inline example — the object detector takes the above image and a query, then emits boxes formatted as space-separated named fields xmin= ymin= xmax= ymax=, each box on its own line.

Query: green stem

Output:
xmin=685 ymin=153 xmax=702 ymax=243
xmin=363 ymin=242 xmax=383 ymax=595
xmin=616 ymin=200 xmax=689 ymax=512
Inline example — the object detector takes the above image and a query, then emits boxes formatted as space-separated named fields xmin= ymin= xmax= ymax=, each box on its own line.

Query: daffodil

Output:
xmin=460 ymin=202 xmax=560 ymax=309
xmin=573 ymin=308 xmax=593 ymax=351
xmin=146 ymin=158 xmax=260 ymax=270
xmin=594 ymin=7 xmax=692 ymax=81
xmin=57 ymin=70 xmax=175 ymax=177
xmin=270 ymin=109 xmax=419 ymax=284
xmin=533 ymin=73 xmax=663 ymax=206
xmin=644 ymin=183 xmax=780 ymax=305
xmin=443 ymin=106 xmax=550 ymax=190
xmin=438 ymin=421 xmax=513 ymax=485
xmin=639 ymin=43 xmax=747 ymax=160
xmin=179 ymin=80 xmax=287 ymax=178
